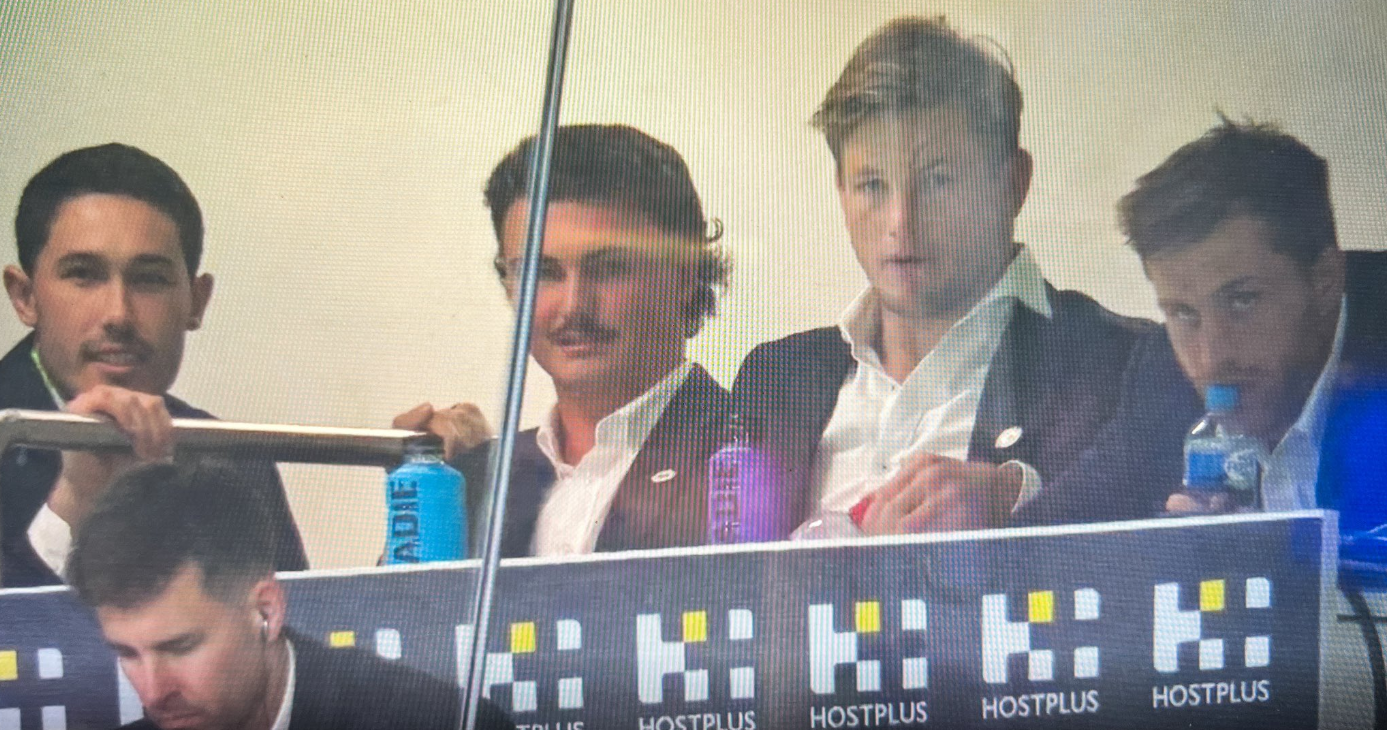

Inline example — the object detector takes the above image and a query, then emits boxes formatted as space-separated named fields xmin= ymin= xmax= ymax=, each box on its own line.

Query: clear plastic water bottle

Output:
xmin=385 ymin=442 xmax=466 ymax=564
xmin=707 ymin=414 xmax=780 ymax=544
xmin=1183 ymin=384 xmax=1265 ymax=507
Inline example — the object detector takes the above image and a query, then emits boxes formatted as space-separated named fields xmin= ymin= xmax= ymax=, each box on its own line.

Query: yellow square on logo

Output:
xmin=1200 ymin=580 xmax=1225 ymax=612
xmin=329 ymin=631 xmax=356 ymax=648
xmin=683 ymin=611 xmax=708 ymax=643
xmin=510 ymin=622 xmax=537 ymax=654
xmin=0 ymin=650 xmax=16 ymax=681
xmin=855 ymin=601 xmax=881 ymax=633
xmin=1028 ymin=591 xmax=1054 ymax=624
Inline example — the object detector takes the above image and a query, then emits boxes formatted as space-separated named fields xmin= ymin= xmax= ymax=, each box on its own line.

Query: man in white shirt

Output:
xmin=67 ymin=460 xmax=513 ymax=730
xmin=731 ymin=16 xmax=1152 ymax=536
xmin=0 ymin=143 xmax=305 ymax=587
xmin=1093 ymin=120 xmax=1387 ymax=527
xmin=396 ymin=125 xmax=731 ymax=558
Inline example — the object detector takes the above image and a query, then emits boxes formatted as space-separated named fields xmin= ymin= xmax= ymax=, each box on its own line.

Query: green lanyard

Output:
xmin=29 ymin=346 xmax=67 ymax=408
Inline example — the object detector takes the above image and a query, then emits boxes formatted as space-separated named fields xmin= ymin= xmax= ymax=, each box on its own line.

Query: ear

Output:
xmin=1308 ymin=247 xmax=1346 ymax=317
xmin=247 ymin=576 xmax=287 ymax=643
xmin=187 ymin=273 xmax=214 ymax=331
xmin=1006 ymin=148 xmax=1034 ymax=217
xmin=4 ymin=265 xmax=38 ymax=328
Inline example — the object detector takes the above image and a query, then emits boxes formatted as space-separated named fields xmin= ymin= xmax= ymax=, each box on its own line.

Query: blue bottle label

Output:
xmin=1185 ymin=451 xmax=1226 ymax=490
xmin=385 ymin=459 xmax=465 ymax=564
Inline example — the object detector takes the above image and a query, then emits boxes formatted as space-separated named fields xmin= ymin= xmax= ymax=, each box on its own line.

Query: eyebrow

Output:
xmin=1214 ymin=275 xmax=1262 ymax=297
xmin=151 ymin=631 xmax=201 ymax=652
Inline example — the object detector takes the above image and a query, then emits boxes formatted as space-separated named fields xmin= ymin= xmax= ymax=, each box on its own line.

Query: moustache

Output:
xmin=548 ymin=316 xmax=619 ymax=345
xmin=78 ymin=333 xmax=154 ymax=364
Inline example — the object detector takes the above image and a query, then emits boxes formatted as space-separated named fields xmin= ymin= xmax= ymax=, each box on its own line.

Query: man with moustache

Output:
xmin=1 ymin=143 xmax=306 ymax=587
xmin=395 ymin=125 xmax=731 ymax=557
xmin=730 ymin=16 xmax=1153 ymax=537
xmin=68 ymin=460 xmax=514 ymax=730
xmin=1057 ymin=120 xmax=1387 ymax=531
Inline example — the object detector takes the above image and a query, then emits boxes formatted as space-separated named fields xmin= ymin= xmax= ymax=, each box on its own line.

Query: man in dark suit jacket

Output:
xmin=730 ymin=17 xmax=1152 ymax=537
xmin=1 ymin=144 xmax=305 ymax=587
xmin=1044 ymin=121 xmax=1387 ymax=533
xmin=69 ymin=461 xmax=513 ymax=730
xmin=396 ymin=125 xmax=730 ymax=558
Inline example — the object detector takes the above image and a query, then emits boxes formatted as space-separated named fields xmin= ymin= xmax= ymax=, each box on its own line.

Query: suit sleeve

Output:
xmin=243 ymin=459 xmax=309 ymax=572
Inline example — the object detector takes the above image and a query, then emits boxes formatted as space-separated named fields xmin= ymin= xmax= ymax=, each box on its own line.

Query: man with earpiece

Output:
xmin=66 ymin=459 xmax=514 ymax=730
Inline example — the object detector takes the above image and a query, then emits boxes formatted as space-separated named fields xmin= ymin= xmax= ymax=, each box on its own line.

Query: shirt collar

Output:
xmin=837 ymin=245 xmax=1053 ymax=358
xmin=536 ymin=360 xmax=695 ymax=468
xmin=271 ymin=638 xmax=296 ymax=730
xmin=1279 ymin=297 xmax=1348 ymax=450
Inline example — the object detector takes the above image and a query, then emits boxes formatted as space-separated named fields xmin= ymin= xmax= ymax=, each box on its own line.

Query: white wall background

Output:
xmin=3 ymin=0 xmax=1384 ymax=568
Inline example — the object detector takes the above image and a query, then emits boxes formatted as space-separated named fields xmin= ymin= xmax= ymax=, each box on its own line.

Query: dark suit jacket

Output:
xmin=0 ymin=334 xmax=307 ymax=587
xmin=119 ymin=630 xmax=514 ymax=730
xmin=1042 ymin=250 xmax=1387 ymax=526
xmin=730 ymin=284 xmax=1155 ymax=532
xmin=460 ymin=364 xmax=730 ymax=558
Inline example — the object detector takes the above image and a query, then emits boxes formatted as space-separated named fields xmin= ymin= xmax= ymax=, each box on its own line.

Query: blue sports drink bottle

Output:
xmin=385 ymin=442 xmax=466 ymax=564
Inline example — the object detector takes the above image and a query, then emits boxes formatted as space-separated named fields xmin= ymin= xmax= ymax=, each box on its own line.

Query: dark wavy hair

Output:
xmin=484 ymin=124 xmax=728 ymax=337
xmin=1120 ymin=118 xmax=1337 ymax=266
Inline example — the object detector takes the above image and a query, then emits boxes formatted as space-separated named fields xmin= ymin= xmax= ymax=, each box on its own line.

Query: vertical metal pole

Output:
xmin=459 ymin=1 xmax=574 ymax=727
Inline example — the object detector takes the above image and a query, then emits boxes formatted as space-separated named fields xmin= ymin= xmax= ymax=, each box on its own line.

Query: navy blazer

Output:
xmin=0 ymin=334 xmax=307 ymax=586
xmin=1040 ymin=250 xmax=1387 ymax=527
xmin=460 ymin=364 xmax=730 ymax=558
xmin=119 ymin=629 xmax=514 ymax=730
xmin=730 ymin=285 xmax=1155 ymax=532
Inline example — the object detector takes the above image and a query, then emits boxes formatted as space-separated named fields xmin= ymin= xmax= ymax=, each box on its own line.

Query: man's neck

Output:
xmin=1260 ymin=300 xmax=1345 ymax=448
xmin=871 ymin=248 xmax=1016 ymax=382
xmin=246 ymin=639 xmax=291 ymax=730
xmin=551 ymin=360 xmax=682 ymax=465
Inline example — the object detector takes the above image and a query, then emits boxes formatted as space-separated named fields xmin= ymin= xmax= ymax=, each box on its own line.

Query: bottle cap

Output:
xmin=726 ymin=413 xmax=765 ymax=443
xmin=1205 ymin=384 xmax=1239 ymax=413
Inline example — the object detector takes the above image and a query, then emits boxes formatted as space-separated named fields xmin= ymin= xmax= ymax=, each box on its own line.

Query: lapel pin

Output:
xmin=651 ymin=469 xmax=677 ymax=483
xmin=995 ymin=426 xmax=1024 ymax=450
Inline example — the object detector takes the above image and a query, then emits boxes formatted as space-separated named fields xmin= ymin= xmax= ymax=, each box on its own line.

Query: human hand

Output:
xmin=857 ymin=453 xmax=1023 ymax=535
xmin=1165 ymin=489 xmax=1239 ymax=516
xmin=392 ymin=402 xmax=491 ymax=461
xmin=48 ymin=385 xmax=174 ymax=527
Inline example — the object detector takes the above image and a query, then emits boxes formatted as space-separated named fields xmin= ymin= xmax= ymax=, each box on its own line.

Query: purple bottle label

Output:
xmin=707 ymin=443 xmax=780 ymax=544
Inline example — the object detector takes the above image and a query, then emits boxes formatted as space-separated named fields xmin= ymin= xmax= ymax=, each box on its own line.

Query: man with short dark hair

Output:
xmin=731 ymin=16 xmax=1152 ymax=535
xmin=1057 ymin=120 xmax=1387 ymax=526
xmin=395 ymin=124 xmax=731 ymax=557
xmin=68 ymin=460 xmax=514 ymax=730
xmin=1 ymin=143 xmax=306 ymax=586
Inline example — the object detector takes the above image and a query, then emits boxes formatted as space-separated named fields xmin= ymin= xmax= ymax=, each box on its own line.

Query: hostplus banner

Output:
xmin=0 ymin=512 xmax=1333 ymax=729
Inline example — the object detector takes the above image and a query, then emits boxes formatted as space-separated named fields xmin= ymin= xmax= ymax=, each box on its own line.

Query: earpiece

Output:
xmin=260 ymin=614 xmax=270 ymax=642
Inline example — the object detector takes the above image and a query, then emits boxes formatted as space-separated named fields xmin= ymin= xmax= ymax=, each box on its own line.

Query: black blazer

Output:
xmin=119 ymin=630 xmax=514 ymax=730
xmin=1037 ymin=250 xmax=1387 ymax=526
xmin=460 ymin=364 xmax=730 ymax=558
xmin=0 ymin=334 xmax=307 ymax=586
xmin=730 ymin=285 xmax=1154 ymax=532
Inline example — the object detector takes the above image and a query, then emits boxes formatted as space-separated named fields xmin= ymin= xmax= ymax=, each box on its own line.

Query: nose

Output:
xmin=555 ymin=270 xmax=599 ymax=319
xmin=131 ymin=657 xmax=178 ymax=707
xmin=98 ymin=279 xmax=136 ymax=331
xmin=1189 ymin=315 xmax=1239 ymax=384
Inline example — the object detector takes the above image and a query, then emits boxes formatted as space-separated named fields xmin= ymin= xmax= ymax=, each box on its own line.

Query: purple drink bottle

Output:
xmin=707 ymin=414 xmax=780 ymax=544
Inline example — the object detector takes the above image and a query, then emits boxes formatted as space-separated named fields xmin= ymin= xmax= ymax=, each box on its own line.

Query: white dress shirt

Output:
xmin=811 ymin=247 xmax=1051 ymax=513
xmin=1259 ymin=300 xmax=1347 ymax=511
xmin=271 ymin=639 xmax=297 ymax=730
xmin=531 ymin=361 xmax=694 ymax=557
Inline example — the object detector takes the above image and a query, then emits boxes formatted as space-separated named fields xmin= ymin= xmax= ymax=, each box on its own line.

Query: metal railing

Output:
xmin=0 ymin=408 xmax=435 ymax=586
